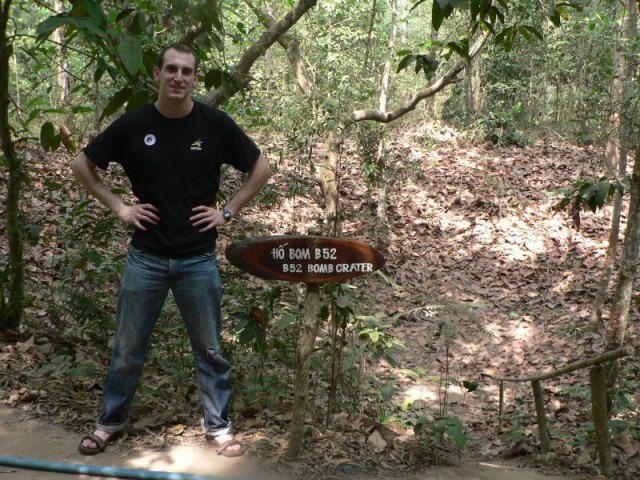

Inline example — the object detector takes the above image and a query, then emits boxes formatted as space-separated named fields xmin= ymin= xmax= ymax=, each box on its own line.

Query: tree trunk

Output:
xmin=605 ymin=144 xmax=640 ymax=394
xmin=326 ymin=300 xmax=339 ymax=422
xmin=375 ymin=0 xmax=397 ymax=221
xmin=362 ymin=0 xmax=377 ymax=71
xmin=0 ymin=0 xmax=24 ymax=332
xmin=54 ymin=0 xmax=70 ymax=107
xmin=400 ymin=0 xmax=409 ymax=45
xmin=604 ymin=85 xmax=621 ymax=173
xmin=531 ymin=380 xmax=550 ymax=454
xmin=590 ymin=365 xmax=613 ymax=476
xmin=318 ymin=129 xmax=341 ymax=236
xmin=424 ymin=23 xmax=439 ymax=118
xmin=473 ymin=51 xmax=481 ymax=112
xmin=604 ymin=0 xmax=639 ymax=396
xmin=591 ymin=2 xmax=631 ymax=330
xmin=245 ymin=2 xmax=344 ymax=444
xmin=464 ymin=62 xmax=473 ymax=118
xmin=287 ymin=283 xmax=321 ymax=459
xmin=590 ymin=191 xmax=623 ymax=330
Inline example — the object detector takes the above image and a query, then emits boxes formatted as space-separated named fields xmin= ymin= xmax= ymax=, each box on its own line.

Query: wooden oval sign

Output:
xmin=225 ymin=235 xmax=385 ymax=283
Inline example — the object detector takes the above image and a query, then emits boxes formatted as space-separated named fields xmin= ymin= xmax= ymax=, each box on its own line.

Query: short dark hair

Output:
xmin=157 ymin=43 xmax=198 ymax=72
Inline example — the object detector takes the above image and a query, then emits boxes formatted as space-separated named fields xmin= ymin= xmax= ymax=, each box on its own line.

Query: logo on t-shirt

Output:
xmin=190 ymin=139 xmax=203 ymax=151
xmin=144 ymin=134 xmax=156 ymax=146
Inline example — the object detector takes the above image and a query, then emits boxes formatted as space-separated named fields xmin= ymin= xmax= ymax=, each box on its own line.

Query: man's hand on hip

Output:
xmin=117 ymin=204 xmax=160 ymax=231
xmin=190 ymin=205 xmax=226 ymax=232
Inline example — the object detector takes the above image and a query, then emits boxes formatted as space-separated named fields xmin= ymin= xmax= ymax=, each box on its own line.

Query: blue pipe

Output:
xmin=0 ymin=455 xmax=244 ymax=480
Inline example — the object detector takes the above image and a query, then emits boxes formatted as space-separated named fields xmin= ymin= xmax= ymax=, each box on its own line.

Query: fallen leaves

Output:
xmin=0 ymin=137 xmax=639 ymax=479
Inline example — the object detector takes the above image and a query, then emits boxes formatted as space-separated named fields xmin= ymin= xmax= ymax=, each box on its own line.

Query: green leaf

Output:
xmin=463 ymin=380 xmax=479 ymax=392
xmin=547 ymin=188 xmax=571 ymax=198
xmin=336 ymin=294 xmax=350 ymax=309
xmin=115 ymin=8 xmax=135 ymax=23
xmin=143 ymin=49 xmax=157 ymax=77
xmin=205 ymin=68 xmax=223 ymax=90
xmin=44 ymin=178 xmax=64 ymax=190
xmin=402 ymin=397 xmax=415 ymax=411
xmin=86 ymin=249 xmax=104 ymax=266
xmin=40 ymin=122 xmax=60 ymax=152
xmin=26 ymin=96 xmax=48 ymax=108
xmin=72 ymin=106 xmax=95 ymax=114
xmin=595 ymin=179 xmax=611 ymax=206
xmin=487 ymin=5 xmax=505 ymax=25
xmin=67 ymin=17 xmax=109 ymax=41
xmin=401 ymin=368 xmax=420 ymax=380
xmin=238 ymin=323 xmax=256 ymax=344
xmin=581 ymin=179 xmax=610 ymax=213
xmin=396 ymin=55 xmax=415 ymax=73
xmin=24 ymin=224 xmax=43 ymax=245
xmin=445 ymin=417 xmax=466 ymax=448
xmin=127 ymin=12 xmax=148 ymax=36
xmin=432 ymin=0 xmax=446 ymax=31
xmin=191 ymin=1 xmax=223 ymax=31
xmin=470 ymin=0 xmax=486 ymax=19
xmin=100 ymin=87 xmax=133 ymax=122
xmin=381 ymin=381 xmax=396 ymax=402
xmin=385 ymin=352 xmax=399 ymax=367
xmin=83 ymin=0 xmax=107 ymax=27
xmin=118 ymin=36 xmax=143 ymax=78
xmin=478 ymin=20 xmax=494 ymax=33
xmin=126 ymin=89 xmax=150 ymax=112
xmin=413 ymin=55 xmax=439 ymax=79
xmin=276 ymin=312 xmax=297 ymax=330
xmin=446 ymin=41 xmax=469 ymax=62
xmin=94 ymin=57 xmax=108 ymax=83
xmin=521 ymin=25 xmax=543 ymax=41
xmin=617 ymin=176 xmax=630 ymax=191
xmin=35 ymin=16 xmax=70 ymax=42
xmin=413 ymin=416 xmax=428 ymax=434
xmin=24 ymin=108 xmax=42 ymax=128
xmin=409 ymin=0 xmax=429 ymax=14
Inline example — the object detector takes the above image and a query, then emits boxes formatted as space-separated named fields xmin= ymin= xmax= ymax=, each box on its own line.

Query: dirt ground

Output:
xmin=5 ymin=141 xmax=634 ymax=480
xmin=0 ymin=407 xmax=589 ymax=480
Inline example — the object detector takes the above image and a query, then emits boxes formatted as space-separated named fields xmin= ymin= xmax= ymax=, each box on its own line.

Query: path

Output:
xmin=0 ymin=407 xmax=588 ymax=480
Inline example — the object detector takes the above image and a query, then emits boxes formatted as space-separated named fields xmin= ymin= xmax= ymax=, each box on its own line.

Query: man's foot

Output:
xmin=78 ymin=430 xmax=117 ymax=455
xmin=211 ymin=433 xmax=245 ymax=457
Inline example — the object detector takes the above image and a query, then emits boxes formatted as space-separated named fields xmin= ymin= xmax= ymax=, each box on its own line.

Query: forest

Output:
xmin=0 ymin=0 xmax=639 ymax=479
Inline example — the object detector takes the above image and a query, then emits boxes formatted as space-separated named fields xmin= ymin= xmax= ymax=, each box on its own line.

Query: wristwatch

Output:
xmin=222 ymin=208 xmax=233 ymax=222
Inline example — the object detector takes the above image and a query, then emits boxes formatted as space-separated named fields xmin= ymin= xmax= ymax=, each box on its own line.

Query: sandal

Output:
xmin=77 ymin=431 xmax=119 ymax=455
xmin=212 ymin=437 xmax=246 ymax=457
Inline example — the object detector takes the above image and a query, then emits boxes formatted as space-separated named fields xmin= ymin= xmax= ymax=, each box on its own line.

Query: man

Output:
xmin=73 ymin=43 xmax=270 ymax=457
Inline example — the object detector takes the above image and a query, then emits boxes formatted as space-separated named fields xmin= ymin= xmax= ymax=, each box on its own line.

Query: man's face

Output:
xmin=153 ymin=48 xmax=197 ymax=103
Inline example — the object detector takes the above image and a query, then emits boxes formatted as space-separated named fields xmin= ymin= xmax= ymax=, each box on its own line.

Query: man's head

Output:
xmin=153 ymin=44 xmax=198 ymax=106
xmin=156 ymin=43 xmax=198 ymax=73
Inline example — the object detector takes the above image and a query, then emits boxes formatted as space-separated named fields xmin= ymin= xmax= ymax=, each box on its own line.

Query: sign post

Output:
xmin=226 ymin=236 xmax=384 ymax=458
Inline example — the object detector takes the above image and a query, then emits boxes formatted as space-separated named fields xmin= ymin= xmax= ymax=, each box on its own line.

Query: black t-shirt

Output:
xmin=83 ymin=101 xmax=261 ymax=257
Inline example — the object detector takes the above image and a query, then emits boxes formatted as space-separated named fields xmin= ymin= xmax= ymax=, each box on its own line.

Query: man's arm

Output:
xmin=71 ymin=152 xmax=160 ymax=231
xmin=191 ymin=154 xmax=271 ymax=232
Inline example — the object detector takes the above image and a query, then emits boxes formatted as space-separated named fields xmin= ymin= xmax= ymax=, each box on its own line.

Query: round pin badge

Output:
xmin=144 ymin=134 xmax=156 ymax=146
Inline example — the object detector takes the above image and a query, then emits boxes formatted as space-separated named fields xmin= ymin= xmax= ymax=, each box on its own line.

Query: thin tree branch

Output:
xmin=244 ymin=0 xmax=314 ymax=97
xmin=208 ymin=0 xmax=318 ymax=106
xmin=348 ymin=27 xmax=491 ymax=124
xmin=486 ymin=348 xmax=630 ymax=383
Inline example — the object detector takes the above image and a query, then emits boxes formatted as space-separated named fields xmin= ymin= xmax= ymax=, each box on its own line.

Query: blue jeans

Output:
xmin=97 ymin=246 xmax=232 ymax=438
